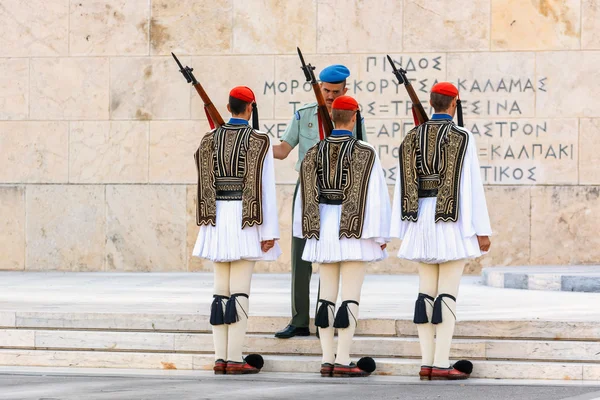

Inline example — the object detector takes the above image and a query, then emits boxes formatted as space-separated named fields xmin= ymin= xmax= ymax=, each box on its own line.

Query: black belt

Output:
xmin=418 ymin=188 xmax=438 ymax=198
xmin=318 ymin=195 xmax=343 ymax=205
xmin=216 ymin=190 xmax=243 ymax=201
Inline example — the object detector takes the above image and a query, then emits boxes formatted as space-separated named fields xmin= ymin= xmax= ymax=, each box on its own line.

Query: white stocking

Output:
xmin=416 ymin=263 xmax=439 ymax=367
xmin=433 ymin=259 xmax=465 ymax=369
xmin=334 ymin=261 xmax=366 ymax=366
xmin=317 ymin=262 xmax=340 ymax=364
xmin=212 ymin=262 xmax=231 ymax=361
xmin=226 ymin=260 xmax=255 ymax=363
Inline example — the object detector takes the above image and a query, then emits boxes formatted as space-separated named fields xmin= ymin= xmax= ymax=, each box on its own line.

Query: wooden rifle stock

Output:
xmin=405 ymin=83 xmax=428 ymax=125
xmin=298 ymin=47 xmax=333 ymax=138
xmin=172 ymin=52 xmax=225 ymax=127
xmin=386 ymin=55 xmax=429 ymax=126
xmin=192 ymin=81 xmax=225 ymax=127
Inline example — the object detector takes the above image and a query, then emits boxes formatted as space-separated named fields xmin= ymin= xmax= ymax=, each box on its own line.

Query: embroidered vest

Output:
xmin=398 ymin=120 xmax=469 ymax=222
xmin=300 ymin=136 xmax=375 ymax=240
xmin=195 ymin=124 xmax=270 ymax=228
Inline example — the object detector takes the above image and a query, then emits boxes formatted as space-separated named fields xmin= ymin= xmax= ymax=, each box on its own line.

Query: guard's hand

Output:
xmin=261 ymin=240 xmax=275 ymax=253
xmin=380 ymin=243 xmax=387 ymax=250
xmin=477 ymin=236 xmax=491 ymax=252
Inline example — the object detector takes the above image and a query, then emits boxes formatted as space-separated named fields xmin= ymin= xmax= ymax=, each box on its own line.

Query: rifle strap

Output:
xmin=411 ymin=106 xmax=420 ymax=127
xmin=317 ymin=112 xmax=324 ymax=141
xmin=205 ymin=107 xmax=215 ymax=130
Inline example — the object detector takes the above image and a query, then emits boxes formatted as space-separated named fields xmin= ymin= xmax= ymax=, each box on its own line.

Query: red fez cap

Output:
xmin=332 ymin=95 xmax=359 ymax=111
xmin=431 ymin=82 xmax=459 ymax=98
xmin=229 ymin=86 xmax=256 ymax=102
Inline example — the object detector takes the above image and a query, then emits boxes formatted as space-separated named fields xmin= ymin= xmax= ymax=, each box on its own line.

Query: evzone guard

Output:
xmin=191 ymin=86 xmax=281 ymax=375
xmin=294 ymin=95 xmax=391 ymax=377
xmin=391 ymin=82 xmax=492 ymax=380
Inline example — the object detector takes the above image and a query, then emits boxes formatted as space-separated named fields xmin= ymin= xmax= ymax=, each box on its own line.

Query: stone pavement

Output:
xmin=1 ymin=271 xmax=600 ymax=321
xmin=1 ymin=368 xmax=600 ymax=400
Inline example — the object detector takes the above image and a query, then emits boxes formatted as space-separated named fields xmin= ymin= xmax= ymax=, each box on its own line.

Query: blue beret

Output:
xmin=319 ymin=64 xmax=350 ymax=83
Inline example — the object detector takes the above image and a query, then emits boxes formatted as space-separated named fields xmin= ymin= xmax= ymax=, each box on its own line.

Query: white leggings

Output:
xmin=416 ymin=259 xmax=465 ymax=369
xmin=317 ymin=261 xmax=367 ymax=366
xmin=212 ymin=260 xmax=255 ymax=363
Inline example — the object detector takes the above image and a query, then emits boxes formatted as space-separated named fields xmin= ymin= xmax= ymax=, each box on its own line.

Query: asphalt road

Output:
xmin=1 ymin=371 xmax=600 ymax=400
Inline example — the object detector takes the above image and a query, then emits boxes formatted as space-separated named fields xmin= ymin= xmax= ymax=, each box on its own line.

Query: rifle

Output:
xmin=297 ymin=47 xmax=334 ymax=138
xmin=171 ymin=52 xmax=224 ymax=128
xmin=386 ymin=55 xmax=428 ymax=126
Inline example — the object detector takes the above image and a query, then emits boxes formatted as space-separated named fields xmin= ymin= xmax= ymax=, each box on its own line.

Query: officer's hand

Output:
xmin=380 ymin=244 xmax=387 ymax=250
xmin=261 ymin=240 xmax=275 ymax=253
xmin=477 ymin=236 xmax=491 ymax=252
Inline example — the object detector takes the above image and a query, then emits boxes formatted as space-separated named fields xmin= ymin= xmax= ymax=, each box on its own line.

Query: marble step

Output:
xmin=2 ymin=330 xmax=600 ymax=363
xmin=0 ymin=350 xmax=596 ymax=381
xmin=3 ymin=311 xmax=600 ymax=341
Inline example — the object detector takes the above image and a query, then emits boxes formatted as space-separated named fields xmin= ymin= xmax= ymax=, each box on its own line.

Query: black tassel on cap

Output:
xmin=356 ymin=110 xmax=363 ymax=141
xmin=224 ymin=293 xmax=249 ymax=325
xmin=252 ymin=102 xmax=259 ymax=130
xmin=413 ymin=293 xmax=434 ymax=324
xmin=315 ymin=299 xmax=335 ymax=328
xmin=431 ymin=293 xmax=457 ymax=325
xmin=210 ymin=294 xmax=229 ymax=326
xmin=456 ymin=98 xmax=464 ymax=127
xmin=333 ymin=300 xmax=359 ymax=329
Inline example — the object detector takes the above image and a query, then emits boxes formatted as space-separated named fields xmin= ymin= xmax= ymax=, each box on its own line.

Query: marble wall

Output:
xmin=1 ymin=0 xmax=599 ymax=274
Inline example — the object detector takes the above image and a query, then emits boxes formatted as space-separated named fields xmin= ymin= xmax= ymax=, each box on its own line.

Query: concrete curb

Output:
xmin=482 ymin=266 xmax=600 ymax=292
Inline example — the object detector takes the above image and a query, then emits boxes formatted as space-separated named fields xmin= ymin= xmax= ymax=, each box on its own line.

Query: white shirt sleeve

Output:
xmin=258 ymin=139 xmax=280 ymax=241
xmin=360 ymin=150 xmax=391 ymax=243
xmin=390 ymin=163 xmax=409 ymax=239
xmin=459 ymin=131 xmax=493 ymax=238
xmin=292 ymin=185 xmax=303 ymax=238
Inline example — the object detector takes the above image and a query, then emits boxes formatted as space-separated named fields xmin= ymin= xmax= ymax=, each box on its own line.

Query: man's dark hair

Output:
xmin=430 ymin=93 xmax=454 ymax=113
xmin=229 ymin=96 xmax=250 ymax=115
xmin=322 ymin=80 xmax=347 ymax=88
xmin=332 ymin=109 xmax=355 ymax=125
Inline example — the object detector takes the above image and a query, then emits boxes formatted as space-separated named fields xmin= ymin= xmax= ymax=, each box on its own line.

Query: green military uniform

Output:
xmin=281 ymin=102 xmax=367 ymax=329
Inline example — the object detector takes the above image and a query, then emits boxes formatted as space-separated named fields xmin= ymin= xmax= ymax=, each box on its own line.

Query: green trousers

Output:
xmin=290 ymin=181 xmax=317 ymax=328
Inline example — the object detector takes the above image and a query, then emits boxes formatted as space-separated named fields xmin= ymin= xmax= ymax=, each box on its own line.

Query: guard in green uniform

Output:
xmin=273 ymin=64 xmax=366 ymax=339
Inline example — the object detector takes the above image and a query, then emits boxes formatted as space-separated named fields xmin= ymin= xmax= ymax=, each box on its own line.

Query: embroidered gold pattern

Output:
xmin=242 ymin=132 xmax=269 ymax=228
xmin=299 ymin=146 xmax=321 ymax=239
xmin=340 ymin=141 xmax=375 ymax=238
xmin=399 ymin=127 xmax=419 ymax=221
xmin=436 ymin=127 xmax=468 ymax=221
xmin=195 ymin=133 xmax=217 ymax=226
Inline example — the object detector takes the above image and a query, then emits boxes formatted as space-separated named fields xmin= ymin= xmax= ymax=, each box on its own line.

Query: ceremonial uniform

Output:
xmin=276 ymin=65 xmax=366 ymax=338
xmin=293 ymin=96 xmax=389 ymax=377
xmin=391 ymin=83 xmax=492 ymax=380
xmin=192 ymin=87 xmax=280 ymax=375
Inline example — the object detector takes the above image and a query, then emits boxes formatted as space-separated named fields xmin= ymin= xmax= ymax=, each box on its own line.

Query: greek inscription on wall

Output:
xmin=263 ymin=54 xmax=575 ymax=185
